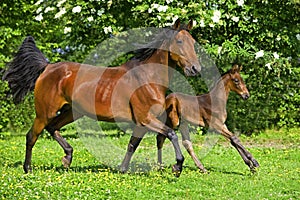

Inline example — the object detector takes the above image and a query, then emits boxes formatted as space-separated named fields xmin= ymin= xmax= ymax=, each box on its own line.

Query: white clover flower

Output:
xmin=157 ymin=5 xmax=168 ymax=12
xmin=148 ymin=8 xmax=153 ymax=13
xmin=55 ymin=8 xmax=66 ymax=18
xmin=64 ymin=27 xmax=71 ymax=34
xmin=166 ymin=0 xmax=173 ymax=4
xmin=253 ymin=19 xmax=258 ymax=23
xmin=273 ymin=52 xmax=279 ymax=59
xmin=276 ymin=35 xmax=281 ymax=41
xmin=72 ymin=6 xmax=81 ymax=13
xmin=212 ymin=10 xmax=221 ymax=23
xmin=237 ymin=0 xmax=244 ymax=6
xmin=87 ymin=16 xmax=94 ymax=22
xmin=157 ymin=15 xmax=161 ymax=20
xmin=255 ymin=50 xmax=264 ymax=59
xmin=45 ymin=7 xmax=55 ymax=13
xmin=265 ymin=63 xmax=272 ymax=70
xmin=57 ymin=0 xmax=67 ymax=7
xmin=296 ymin=34 xmax=300 ymax=41
xmin=232 ymin=16 xmax=239 ymax=22
xmin=35 ymin=14 xmax=43 ymax=21
xmin=104 ymin=26 xmax=112 ymax=34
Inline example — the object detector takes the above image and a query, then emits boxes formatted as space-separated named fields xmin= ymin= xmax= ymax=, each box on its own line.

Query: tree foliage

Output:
xmin=0 ymin=0 xmax=299 ymax=134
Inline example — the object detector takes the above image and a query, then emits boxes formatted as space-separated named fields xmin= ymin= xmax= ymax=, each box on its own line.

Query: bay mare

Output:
xmin=156 ymin=64 xmax=259 ymax=173
xmin=2 ymin=20 xmax=201 ymax=177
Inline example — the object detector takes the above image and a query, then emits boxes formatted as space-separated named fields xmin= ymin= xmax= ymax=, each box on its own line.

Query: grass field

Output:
xmin=0 ymin=127 xmax=299 ymax=199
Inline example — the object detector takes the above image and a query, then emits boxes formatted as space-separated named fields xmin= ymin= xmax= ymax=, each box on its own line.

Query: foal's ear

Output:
xmin=187 ymin=19 xmax=193 ymax=31
xmin=231 ymin=64 xmax=240 ymax=74
xmin=173 ymin=19 xmax=181 ymax=30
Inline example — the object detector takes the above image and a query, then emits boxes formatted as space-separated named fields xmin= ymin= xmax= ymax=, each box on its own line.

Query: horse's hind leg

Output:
xmin=24 ymin=118 xmax=47 ymax=173
xmin=45 ymin=106 xmax=82 ymax=168
xmin=120 ymin=126 xmax=146 ymax=173
xmin=180 ymin=122 xmax=207 ymax=173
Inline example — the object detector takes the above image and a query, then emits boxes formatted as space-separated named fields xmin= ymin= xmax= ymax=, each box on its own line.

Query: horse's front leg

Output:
xmin=230 ymin=135 xmax=260 ymax=172
xmin=147 ymin=117 xmax=184 ymax=177
xmin=221 ymin=125 xmax=259 ymax=172
xmin=180 ymin=122 xmax=207 ymax=173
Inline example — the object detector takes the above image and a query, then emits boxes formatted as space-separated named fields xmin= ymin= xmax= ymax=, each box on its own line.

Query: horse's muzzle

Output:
xmin=241 ymin=93 xmax=250 ymax=100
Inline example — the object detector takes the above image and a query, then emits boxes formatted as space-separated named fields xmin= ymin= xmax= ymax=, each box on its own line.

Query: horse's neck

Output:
xmin=209 ymin=75 xmax=230 ymax=108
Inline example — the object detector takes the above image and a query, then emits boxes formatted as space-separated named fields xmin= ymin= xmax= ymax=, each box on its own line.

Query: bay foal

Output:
xmin=156 ymin=64 xmax=259 ymax=173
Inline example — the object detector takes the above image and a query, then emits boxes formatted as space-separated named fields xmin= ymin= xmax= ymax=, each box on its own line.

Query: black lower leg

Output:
xmin=166 ymin=129 xmax=184 ymax=177
xmin=230 ymin=135 xmax=259 ymax=170
xmin=120 ymin=136 xmax=142 ymax=173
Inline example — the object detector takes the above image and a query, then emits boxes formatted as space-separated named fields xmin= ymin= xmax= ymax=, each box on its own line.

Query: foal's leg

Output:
xmin=24 ymin=117 xmax=47 ymax=173
xmin=156 ymin=134 xmax=167 ymax=165
xmin=45 ymin=107 xmax=83 ymax=168
xmin=221 ymin=125 xmax=259 ymax=172
xmin=180 ymin=122 xmax=207 ymax=173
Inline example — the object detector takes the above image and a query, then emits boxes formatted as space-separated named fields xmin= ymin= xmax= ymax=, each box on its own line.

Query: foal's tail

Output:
xmin=2 ymin=36 xmax=49 ymax=104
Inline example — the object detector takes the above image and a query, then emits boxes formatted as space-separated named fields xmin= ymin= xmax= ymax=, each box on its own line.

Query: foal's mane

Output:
xmin=131 ymin=24 xmax=191 ymax=62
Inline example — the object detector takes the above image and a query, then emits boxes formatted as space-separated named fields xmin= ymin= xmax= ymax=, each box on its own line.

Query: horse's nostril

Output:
xmin=191 ymin=65 xmax=198 ymax=74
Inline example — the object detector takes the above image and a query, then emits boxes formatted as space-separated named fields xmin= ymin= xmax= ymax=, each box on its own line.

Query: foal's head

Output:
xmin=228 ymin=64 xmax=250 ymax=100
xmin=168 ymin=19 xmax=201 ymax=76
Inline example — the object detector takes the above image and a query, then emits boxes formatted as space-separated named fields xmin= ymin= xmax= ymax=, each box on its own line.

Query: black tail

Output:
xmin=2 ymin=36 xmax=49 ymax=104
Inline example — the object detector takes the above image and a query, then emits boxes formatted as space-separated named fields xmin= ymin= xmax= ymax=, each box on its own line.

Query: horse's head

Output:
xmin=168 ymin=19 xmax=201 ymax=76
xmin=228 ymin=64 xmax=250 ymax=100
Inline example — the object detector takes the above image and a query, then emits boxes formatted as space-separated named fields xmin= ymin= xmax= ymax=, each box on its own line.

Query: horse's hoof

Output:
xmin=62 ymin=156 xmax=71 ymax=168
xmin=23 ymin=164 xmax=32 ymax=174
xmin=200 ymin=168 xmax=209 ymax=174
xmin=172 ymin=165 xmax=182 ymax=177
xmin=253 ymin=159 xmax=260 ymax=168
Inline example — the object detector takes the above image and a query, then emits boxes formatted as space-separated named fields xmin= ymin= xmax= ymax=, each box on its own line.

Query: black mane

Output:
xmin=131 ymin=24 xmax=191 ymax=62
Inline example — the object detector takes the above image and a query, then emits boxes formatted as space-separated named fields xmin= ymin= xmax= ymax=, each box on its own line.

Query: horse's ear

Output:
xmin=231 ymin=64 xmax=240 ymax=74
xmin=187 ymin=19 xmax=193 ymax=31
xmin=172 ymin=19 xmax=181 ymax=30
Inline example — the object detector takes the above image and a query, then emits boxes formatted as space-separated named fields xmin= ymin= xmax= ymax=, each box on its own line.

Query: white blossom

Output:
xmin=253 ymin=19 xmax=258 ymax=23
xmin=57 ymin=0 xmax=67 ymax=7
xmin=232 ymin=16 xmax=239 ymax=22
xmin=152 ymin=4 xmax=159 ymax=9
xmin=211 ymin=10 xmax=221 ymax=23
xmin=64 ymin=27 xmax=71 ymax=34
xmin=255 ymin=50 xmax=264 ymax=59
xmin=35 ymin=14 xmax=43 ymax=21
xmin=273 ymin=52 xmax=279 ymax=59
xmin=72 ymin=6 xmax=81 ymax=13
xmin=45 ymin=7 xmax=55 ymax=13
xmin=199 ymin=19 xmax=205 ymax=27
xmin=148 ymin=8 xmax=153 ymax=13
xmin=104 ymin=26 xmax=112 ymax=34
xmin=157 ymin=5 xmax=168 ymax=12
xmin=296 ymin=34 xmax=300 ymax=41
xmin=157 ymin=15 xmax=161 ymax=20
xmin=237 ymin=0 xmax=244 ymax=6
xmin=55 ymin=8 xmax=66 ymax=18
xmin=217 ymin=46 xmax=222 ymax=54
xmin=35 ymin=0 xmax=43 ymax=6
xmin=87 ymin=16 xmax=94 ymax=22
xmin=265 ymin=63 xmax=272 ymax=70
xmin=36 ymin=7 xmax=43 ymax=14
xmin=166 ymin=0 xmax=173 ymax=4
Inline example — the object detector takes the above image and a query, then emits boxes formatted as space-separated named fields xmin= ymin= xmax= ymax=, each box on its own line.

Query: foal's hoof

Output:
xmin=200 ymin=168 xmax=209 ymax=174
xmin=62 ymin=156 xmax=71 ymax=168
xmin=172 ymin=165 xmax=182 ymax=177
xmin=253 ymin=159 xmax=260 ymax=168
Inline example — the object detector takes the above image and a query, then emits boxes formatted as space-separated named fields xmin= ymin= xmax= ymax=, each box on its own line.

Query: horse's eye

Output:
xmin=233 ymin=78 xmax=239 ymax=83
xmin=176 ymin=40 xmax=183 ymax=44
